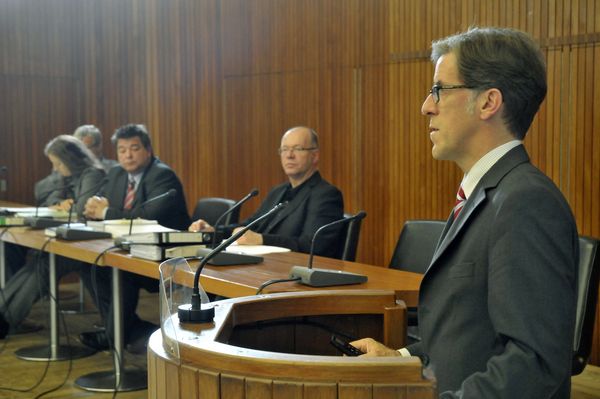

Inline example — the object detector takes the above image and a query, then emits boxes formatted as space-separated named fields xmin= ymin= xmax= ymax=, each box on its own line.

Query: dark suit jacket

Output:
xmin=243 ymin=171 xmax=344 ymax=258
xmin=99 ymin=157 xmax=190 ymax=231
xmin=407 ymin=146 xmax=578 ymax=398
xmin=33 ymin=167 xmax=105 ymax=218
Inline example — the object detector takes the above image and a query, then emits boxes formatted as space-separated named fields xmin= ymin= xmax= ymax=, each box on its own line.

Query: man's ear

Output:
xmin=312 ymin=149 xmax=320 ymax=165
xmin=478 ymin=88 xmax=503 ymax=121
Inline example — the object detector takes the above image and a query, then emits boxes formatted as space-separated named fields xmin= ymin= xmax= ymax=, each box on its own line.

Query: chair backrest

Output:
xmin=191 ymin=197 xmax=240 ymax=226
xmin=389 ymin=220 xmax=446 ymax=274
xmin=339 ymin=212 xmax=364 ymax=261
xmin=572 ymin=235 xmax=600 ymax=375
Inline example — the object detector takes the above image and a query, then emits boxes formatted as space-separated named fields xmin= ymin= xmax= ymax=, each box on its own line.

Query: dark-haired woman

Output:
xmin=0 ymin=135 xmax=105 ymax=338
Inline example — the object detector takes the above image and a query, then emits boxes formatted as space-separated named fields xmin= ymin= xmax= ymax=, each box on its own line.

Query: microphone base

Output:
xmin=55 ymin=225 xmax=112 ymax=241
xmin=24 ymin=217 xmax=67 ymax=229
xmin=196 ymin=248 xmax=263 ymax=266
xmin=177 ymin=303 xmax=216 ymax=323
xmin=289 ymin=265 xmax=368 ymax=287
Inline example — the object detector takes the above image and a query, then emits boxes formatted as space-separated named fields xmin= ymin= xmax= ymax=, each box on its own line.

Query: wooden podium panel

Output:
xmin=148 ymin=290 xmax=436 ymax=399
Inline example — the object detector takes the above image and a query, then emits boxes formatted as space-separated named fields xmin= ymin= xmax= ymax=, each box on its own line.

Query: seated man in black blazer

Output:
xmin=189 ymin=126 xmax=344 ymax=258
xmin=81 ymin=124 xmax=191 ymax=352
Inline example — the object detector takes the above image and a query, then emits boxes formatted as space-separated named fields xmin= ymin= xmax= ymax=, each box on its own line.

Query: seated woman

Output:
xmin=0 ymin=135 xmax=105 ymax=338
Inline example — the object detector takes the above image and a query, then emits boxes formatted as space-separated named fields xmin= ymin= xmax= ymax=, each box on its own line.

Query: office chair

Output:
xmin=572 ymin=235 xmax=600 ymax=375
xmin=389 ymin=220 xmax=446 ymax=331
xmin=339 ymin=212 xmax=365 ymax=261
xmin=389 ymin=220 xmax=446 ymax=274
xmin=191 ymin=197 xmax=240 ymax=226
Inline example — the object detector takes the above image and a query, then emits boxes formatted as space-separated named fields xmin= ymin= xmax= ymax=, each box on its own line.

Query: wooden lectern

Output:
xmin=148 ymin=290 xmax=436 ymax=398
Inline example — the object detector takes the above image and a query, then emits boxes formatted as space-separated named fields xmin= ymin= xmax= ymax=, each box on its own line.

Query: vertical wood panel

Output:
xmin=198 ymin=369 xmax=221 ymax=399
xmin=180 ymin=365 xmax=199 ymax=399
xmin=221 ymin=374 xmax=245 ymax=399
xmin=304 ymin=382 xmax=337 ymax=399
xmin=273 ymin=380 xmax=304 ymax=399
xmin=245 ymin=377 xmax=273 ymax=399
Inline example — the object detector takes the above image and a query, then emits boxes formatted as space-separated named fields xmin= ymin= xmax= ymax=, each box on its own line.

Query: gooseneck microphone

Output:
xmin=289 ymin=211 xmax=368 ymax=287
xmin=64 ymin=177 xmax=109 ymax=227
xmin=178 ymin=201 xmax=288 ymax=323
xmin=127 ymin=188 xmax=177 ymax=235
xmin=25 ymin=183 xmax=70 ymax=229
xmin=209 ymin=188 xmax=259 ymax=248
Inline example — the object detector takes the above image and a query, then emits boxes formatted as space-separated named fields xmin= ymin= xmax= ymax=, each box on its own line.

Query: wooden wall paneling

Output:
xmin=338 ymin=383 xmax=372 ymax=399
xmin=303 ymin=382 xmax=337 ymax=399
xmin=221 ymin=373 xmax=245 ymax=399
xmin=220 ymin=0 xmax=365 ymax=76
xmin=272 ymin=380 xmax=303 ymax=399
xmin=180 ymin=365 xmax=199 ymax=399
xmin=245 ymin=377 xmax=273 ymax=399
xmin=198 ymin=369 xmax=221 ymax=399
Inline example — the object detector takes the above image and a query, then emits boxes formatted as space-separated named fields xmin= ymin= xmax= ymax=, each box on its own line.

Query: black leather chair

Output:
xmin=339 ymin=212 xmax=365 ymax=261
xmin=389 ymin=220 xmax=446 ymax=274
xmin=191 ymin=197 xmax=240 ymax=226
xmin=389 ymin=220 xmax=446 ymax=332
xmin=572 ymin=235 xmax=600 ymax=375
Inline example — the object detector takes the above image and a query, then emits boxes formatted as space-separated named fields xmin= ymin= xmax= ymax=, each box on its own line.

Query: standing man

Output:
xmin=190 ymin=126 xmax=344 ymax=258
xmin=352 ymin=27 xmax=578 ymax=398
xmin=81 ymin=124 xmax=190 ymax=352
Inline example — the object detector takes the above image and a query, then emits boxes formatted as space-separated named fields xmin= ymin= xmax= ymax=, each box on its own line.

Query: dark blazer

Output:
xmin=70 ymin=167 xmax=106 ymax=218
xmin=99 ymin=157 xmax=190 ymax=230
xmin=243 ymin=171 xmax=344 ymax=258
xmin=34 ymin=167 xmax=105 ymax=218
xmin=407 ymin=145 xmax=578 ymax=398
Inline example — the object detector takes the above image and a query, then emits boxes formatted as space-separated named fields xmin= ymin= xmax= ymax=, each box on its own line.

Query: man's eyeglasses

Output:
xmin=277 ymin=146 xmax=318 ymax=155
xmin=429 ymin=84 xmax=476 ymax=104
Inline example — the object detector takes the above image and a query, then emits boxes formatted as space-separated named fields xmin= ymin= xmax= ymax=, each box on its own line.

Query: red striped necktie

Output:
xmin=123 ymin=179 xmax=136 ymax=210
xmin=453 ymin=185 xmax=466 ymax=219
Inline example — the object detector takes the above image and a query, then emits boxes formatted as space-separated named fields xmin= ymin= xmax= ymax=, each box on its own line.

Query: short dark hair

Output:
xmin=44 ymin=135 xmax=102 ymax=176
xmin=111 ymin=124 xmax=152 ymax=150
xmin=431 ymin=27 xmax=547 ymax=139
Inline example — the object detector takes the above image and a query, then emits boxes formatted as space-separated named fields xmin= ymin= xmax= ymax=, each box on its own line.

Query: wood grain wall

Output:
xmin=0 ymin=0 xmax=598 ymax=365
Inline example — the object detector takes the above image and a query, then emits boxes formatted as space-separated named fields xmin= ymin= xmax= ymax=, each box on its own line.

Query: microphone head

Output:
xmin=250 ymin=188 xmax=259 ymax=197
xmin=355 ymin=210 xmax=367 ymax=220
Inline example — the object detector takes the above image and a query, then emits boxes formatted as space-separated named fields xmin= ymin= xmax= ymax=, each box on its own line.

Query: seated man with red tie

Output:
xmin=81 ymin=124 xmax=190 ymax=353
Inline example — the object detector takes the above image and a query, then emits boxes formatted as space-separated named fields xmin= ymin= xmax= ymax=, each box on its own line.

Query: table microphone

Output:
xmin=127 ymin=188 xmax=178 ymax=235
xmin=209 ymin=188 xmax=259 ymax=248
xmin=178 ymin=201 xmax=288 ymax=323
xmin=24 ymin=183 xmax=70 ymax=229
xmin=55 ymin=178 xmax=113 ymax=240
xmin=289 ymin=211 xmax=368 ymax=287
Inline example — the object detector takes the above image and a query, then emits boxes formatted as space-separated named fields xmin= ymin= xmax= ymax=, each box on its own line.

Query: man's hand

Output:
xmin=50 ymin=199 xmax=74 ymax=212
xmin=188 ymin=219 xmax=215 ymax=232
xmin=350 ymin=338 xmax=402 ymax=357
xmin=84 ymin=196 xmax=109 ymax=220
xmin=233 ymin=228 xmax=263 ymax=245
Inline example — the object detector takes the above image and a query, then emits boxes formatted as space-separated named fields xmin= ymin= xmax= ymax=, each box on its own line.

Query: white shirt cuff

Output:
xmin=397 ymin=347 xmax=411 ymax=357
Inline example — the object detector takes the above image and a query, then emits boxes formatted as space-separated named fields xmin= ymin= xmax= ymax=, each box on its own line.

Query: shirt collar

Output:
xmin=460 ymin=140 xmax=522 ymax=199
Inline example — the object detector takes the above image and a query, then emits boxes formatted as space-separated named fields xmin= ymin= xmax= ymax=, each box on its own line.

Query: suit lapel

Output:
xmin=261 ymin=175 xmax=317 ymax=233
xmin=427 ymin=145 xmax=530 ymax=274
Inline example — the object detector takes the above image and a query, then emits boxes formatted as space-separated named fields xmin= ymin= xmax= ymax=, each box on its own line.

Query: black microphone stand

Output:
xmin=178 ymin=202 xmax=288 ymax=323
xmin=127 ymin=188 xmax=177 ymax=235
xmin=209 ymin=188 xmax=259 ymax=248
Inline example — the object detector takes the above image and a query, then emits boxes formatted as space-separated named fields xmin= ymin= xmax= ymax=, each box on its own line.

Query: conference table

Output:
xmin=0 ymin=202 xmax=423 ymax=392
